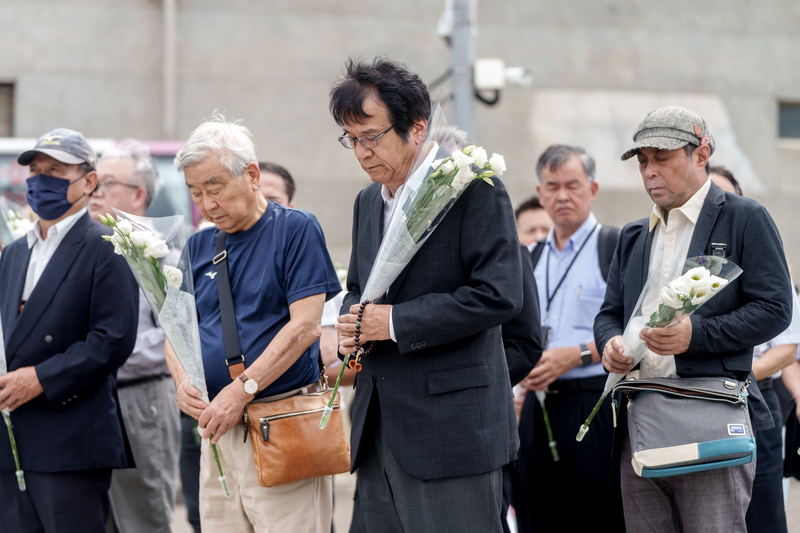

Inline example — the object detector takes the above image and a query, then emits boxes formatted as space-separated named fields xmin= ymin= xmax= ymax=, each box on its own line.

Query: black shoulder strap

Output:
xmin=215 ymin=231 xmax=245 ymax=380
xmin=597 ymin=224 xmax=620 ymax=282
xmin=529 ymin=238 xmax=547 ymax=270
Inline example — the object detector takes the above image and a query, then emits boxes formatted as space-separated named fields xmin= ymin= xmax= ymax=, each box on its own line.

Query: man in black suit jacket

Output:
xmin=331 ymin=57 xmax=523 ymax=533
xmin=595 ymin=106 xmax=793 ymax=532
xmin=0 ymin=129 xmax=138 ymax=532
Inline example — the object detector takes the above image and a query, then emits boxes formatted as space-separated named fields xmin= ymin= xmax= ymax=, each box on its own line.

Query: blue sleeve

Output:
xmin=282 ymin=212 xmax=342 ymax=305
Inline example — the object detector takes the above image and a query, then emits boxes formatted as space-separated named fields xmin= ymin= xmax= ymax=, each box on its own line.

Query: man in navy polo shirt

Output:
xmin=169 ymin=114 xmax=341 ymax=531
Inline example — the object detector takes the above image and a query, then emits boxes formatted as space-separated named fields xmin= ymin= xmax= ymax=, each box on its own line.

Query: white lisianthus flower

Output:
xmin=684 ymin=266 xmax=710 ymax=282
xmin=451 ymin=165 xmax=474 ymax=191
xmin=144 ymin=239 xmax=169 ymax=259
xmin=668 ymin=276 xmax=693 ymax=299
xmin=708 ymin=275 xmax=728 ymax=292
xmin=489 ymin=153 xmax=506 ymax=176
xmin=659 ymin=286 xmax=684 ymax=309
xmin=432 ymin=158 xmax=444 ymax=169
xmin=451 ymin=149 xmax=475 ymax=170
xmin=129 ymin=230 xmax=153 ymax=248
xmin=163 ymin=265 xmax=183 ymax=289
xmin=690 ymin=286 xmax=714 ymax=306
xmin=116 ymin=219 xmax=133 ymax=236
xmin=439 ymin=160 xmax=456 ymax=175
xmin=471 ymin=147 xmax=488 ymax=168
xmin=110 ymin=232 xmax=124 ymax=255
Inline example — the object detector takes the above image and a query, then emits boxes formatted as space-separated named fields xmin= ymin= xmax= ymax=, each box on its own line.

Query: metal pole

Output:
xmin=162 ymin=0 xmax=177 ymax=139
xmin=450 ymin=0 xmax=475 ymax=141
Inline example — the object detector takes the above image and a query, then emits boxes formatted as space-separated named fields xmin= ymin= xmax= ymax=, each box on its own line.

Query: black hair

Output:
xmin=514 ymin=196 xmax=544 ymax=220
xmin=329 ymin=56 xmax=431 ymax=143
xmin=708 ymin=165 xmax=743 ymax=196
xmin=258 ymin=161 xmax=296 ymax=202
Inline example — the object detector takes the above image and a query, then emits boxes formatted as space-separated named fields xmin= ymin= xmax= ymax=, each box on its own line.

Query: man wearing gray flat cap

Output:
xmin=595 ymin=105 xmax=792 ymax=532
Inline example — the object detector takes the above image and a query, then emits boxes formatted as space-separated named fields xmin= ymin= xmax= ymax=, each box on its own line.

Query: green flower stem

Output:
xmin=320 ymin=353 xmax=350 ymax=429
xmin=3 ymin=412 xmax=25 ymax=491
xmin=576 ymin=393 xmax=607 ymax=442
xmin=210 ymin=441 xmax=230 ymax=497
xmin=539 ymin=399 xmax=560 ymax=462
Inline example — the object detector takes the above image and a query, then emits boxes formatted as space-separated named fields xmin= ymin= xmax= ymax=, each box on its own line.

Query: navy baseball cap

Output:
xmin=17 ymin=128 xmax=98 ymax=169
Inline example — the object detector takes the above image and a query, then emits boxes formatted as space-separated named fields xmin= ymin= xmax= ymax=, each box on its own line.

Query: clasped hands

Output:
xmin=336 ymin=303 xmax=392 ymax=353
xmin=176 ymin=377 xmax=253 ymax=445
xmin=602 ymin=316 xmax=692 ymax=374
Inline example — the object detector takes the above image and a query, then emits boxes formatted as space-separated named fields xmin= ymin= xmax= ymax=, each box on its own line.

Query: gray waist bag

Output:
xmin=613 ymin=376 xmax=755 ymax=478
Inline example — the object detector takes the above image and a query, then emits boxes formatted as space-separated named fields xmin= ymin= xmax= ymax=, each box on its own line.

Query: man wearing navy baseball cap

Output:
xmin=0 ymin=128 xmax=139 ymax=532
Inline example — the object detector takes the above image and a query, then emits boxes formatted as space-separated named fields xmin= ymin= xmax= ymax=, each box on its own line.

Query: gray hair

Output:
xmin=174 ymin=112 xmax=256 ymax=178
xmin=100 ymin=139 xmax=162 ymax=208
xmin=535 ymin=144 xmax=596 ymax=183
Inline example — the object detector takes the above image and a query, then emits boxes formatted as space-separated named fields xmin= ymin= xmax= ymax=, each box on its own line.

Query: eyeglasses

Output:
xmin=338 ymin=125 xmax=394 ymax=150
xmin=92 ymin=178 xmax=142 ymax=196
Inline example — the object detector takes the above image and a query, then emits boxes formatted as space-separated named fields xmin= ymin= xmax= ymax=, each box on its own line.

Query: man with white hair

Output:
xmin=170 ymin=115 xmax=341 ymax=531
xmin=88 ymin=140 xmax=180 ymax=533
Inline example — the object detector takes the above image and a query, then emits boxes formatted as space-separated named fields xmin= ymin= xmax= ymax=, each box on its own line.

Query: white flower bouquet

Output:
xmin=99 ymin=209 xmax=230 ymax=496
xmin=320 ymin=96 xmax=507 ymax=429
xmin=0 ymin=197 xmax=37 ymax=246
xmin=0 ymin=316 xmax=25 ymax=491
xmin=576 ymin=255 xmax=743 ymax=441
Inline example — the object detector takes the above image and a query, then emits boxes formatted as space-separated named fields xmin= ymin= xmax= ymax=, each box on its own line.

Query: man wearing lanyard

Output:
xmin=514 ymin=144 xmax=625 ymax=533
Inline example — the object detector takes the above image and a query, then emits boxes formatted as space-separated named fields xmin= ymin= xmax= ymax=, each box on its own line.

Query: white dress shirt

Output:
xmin=640 ymin=178 xmax=712 ymax=378
xmin=22 ymin=208 xmax=87 ymax=302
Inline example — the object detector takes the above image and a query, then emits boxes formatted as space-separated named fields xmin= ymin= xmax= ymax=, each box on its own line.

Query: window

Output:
xmin=779 ymin=103 xmax=800 ymax=139
xmin=0 ymin=84 xmax=12 ymax=137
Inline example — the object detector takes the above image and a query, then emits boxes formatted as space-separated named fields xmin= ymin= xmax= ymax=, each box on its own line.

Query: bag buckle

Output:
xmin=213 ymin=250 xmax=228 ymax=265
xmin=226 ymin=354 xmax=245 ymax=367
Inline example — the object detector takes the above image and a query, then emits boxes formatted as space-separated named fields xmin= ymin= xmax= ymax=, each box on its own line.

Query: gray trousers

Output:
xmin=108 ymin=376 xmax=181 ymax=533
xmin=356 ymin=414 xmax=503 ymax=533
xmin=620 ymin=434 xmax=755 ymax=533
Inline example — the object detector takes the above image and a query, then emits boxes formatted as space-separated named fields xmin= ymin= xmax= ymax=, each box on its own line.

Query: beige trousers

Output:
xmin=199 ymin=426 xmax=333 ymax=533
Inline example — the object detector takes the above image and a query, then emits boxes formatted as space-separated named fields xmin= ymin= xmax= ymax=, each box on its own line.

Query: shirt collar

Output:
xmin=545 ymin=212 xmax=598 ymax=252
xmin=649 ymin=178 xmax=711 ymax=231
xmin=27 ymin=208 xmax=87 ymax=249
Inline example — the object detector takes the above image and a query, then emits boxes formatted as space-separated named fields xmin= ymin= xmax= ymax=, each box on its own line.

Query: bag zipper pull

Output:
xmin=260 ymin=419 xmax=271 ymax=443
xmin=243 ymin=411 xmax=249 ymax=443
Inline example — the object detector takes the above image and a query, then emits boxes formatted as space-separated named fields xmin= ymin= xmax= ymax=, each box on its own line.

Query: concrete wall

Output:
xmin=1 ymin=0 xmax=799 ymax=269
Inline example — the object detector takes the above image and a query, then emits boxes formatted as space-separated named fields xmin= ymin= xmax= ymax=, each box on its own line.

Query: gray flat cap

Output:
xmin=621 ymin=105 xmax=715 ymax=161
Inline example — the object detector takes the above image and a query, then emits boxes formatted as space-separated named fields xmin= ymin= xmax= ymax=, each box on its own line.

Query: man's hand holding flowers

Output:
xmin=521 ymin=346 xmax=589 ymax=390
xmin=602 ymin=335 xmax=634 ymax=375
xmin=198 ymin=380 xmax=255 ymax=445
xmin=336 ymin=303 xmax=393 ymax=353
xmin=0 ymin=367 xmax=44 ymax=412
xmin=639 ymin=315 xmax=693 ymax=355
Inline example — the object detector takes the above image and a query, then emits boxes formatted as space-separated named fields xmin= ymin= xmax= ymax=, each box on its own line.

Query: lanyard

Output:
xmin=545 ymin=224 xmax=598 ymax=313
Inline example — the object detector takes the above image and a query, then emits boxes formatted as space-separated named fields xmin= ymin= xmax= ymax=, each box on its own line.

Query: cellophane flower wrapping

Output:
xmin=0 ymin=197 xmax=37 ymax=247
xmin=577 ymin=255 xmax=742 ymax=441
xmin=360 ymin=95 xmax=505 ymax=302
xmin=108 ymin=209 xmax=209 ymax=404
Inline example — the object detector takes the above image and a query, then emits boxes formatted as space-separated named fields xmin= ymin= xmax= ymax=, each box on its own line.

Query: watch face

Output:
xmin=244 ymin=379 xmax=258 ymax=395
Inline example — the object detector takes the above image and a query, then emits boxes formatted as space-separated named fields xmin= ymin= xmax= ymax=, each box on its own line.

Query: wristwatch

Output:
xmin=238 ymin=373 xmax=258 ymax=395
xmin=579 ymin=344 xmax=592 ymax=367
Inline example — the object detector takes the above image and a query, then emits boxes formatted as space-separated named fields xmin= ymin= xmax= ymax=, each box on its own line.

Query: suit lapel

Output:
xmin=687 ymin=184 xmax=724 ymax=259
xmin=5 ymin=214 xmax=90 ymax=359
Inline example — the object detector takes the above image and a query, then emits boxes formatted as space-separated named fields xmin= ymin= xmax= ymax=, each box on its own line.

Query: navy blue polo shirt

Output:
xmin=188 ymin=202 xmax=341 ymax=400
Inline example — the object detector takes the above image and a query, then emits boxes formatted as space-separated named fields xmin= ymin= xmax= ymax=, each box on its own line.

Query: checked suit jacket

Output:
xmin=0 ymin=212 xmax=138 ymax=472
xmin=343 ymin=176 xmax=523 ymax=481
xmin=594 ymin=182 xmax=793 ymax=433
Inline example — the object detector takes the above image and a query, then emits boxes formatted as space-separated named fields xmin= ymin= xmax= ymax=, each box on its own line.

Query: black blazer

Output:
xmin=0 ymin=212 xmax=138 ymax=471
xmin=594 ymin=182 xmax=792 ymax=430
xmin=343 ymin=178 xmax=523 ymax=481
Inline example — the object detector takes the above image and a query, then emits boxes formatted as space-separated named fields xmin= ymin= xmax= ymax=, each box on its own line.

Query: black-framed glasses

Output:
xmin=91 ymin=178 xmax=142 ymax=196
xmin=338 ymin=125 xmax=394 ymax=149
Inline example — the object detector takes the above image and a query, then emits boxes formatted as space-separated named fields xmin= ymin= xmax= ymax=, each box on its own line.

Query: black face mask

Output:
xmin=26 ymin=172 xmax=88 ymax=220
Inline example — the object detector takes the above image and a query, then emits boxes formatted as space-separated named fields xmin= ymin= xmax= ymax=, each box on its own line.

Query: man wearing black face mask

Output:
xmin=0 ymin=128 xmax=139 ymax=533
